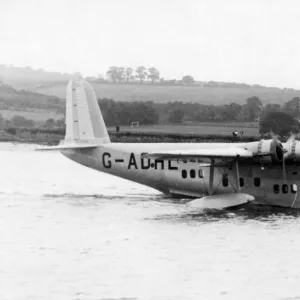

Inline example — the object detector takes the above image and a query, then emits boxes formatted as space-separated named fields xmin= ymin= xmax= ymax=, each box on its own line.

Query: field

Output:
xmin=108 ymin=123 xmax=260 ymax=137
xmin=30 ymin=82 xmax=300 ymax=105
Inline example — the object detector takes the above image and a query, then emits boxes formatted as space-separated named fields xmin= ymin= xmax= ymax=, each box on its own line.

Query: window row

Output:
xmin=273 ymin=184 xmax=297 ymax=194
xmin=181 ymin=169 xmax=204 ymax=179
xmin=181 ymin=171 xmax=260 ymax=189
xmin=222 ymin=175 xmax=260 ymax=188
xmin=181 ymin=170 xmax=298 ymax=194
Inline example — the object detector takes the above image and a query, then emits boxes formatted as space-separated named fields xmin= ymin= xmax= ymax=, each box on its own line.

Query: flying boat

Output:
xmin=37 ymin=79 xmax=300 ymax=210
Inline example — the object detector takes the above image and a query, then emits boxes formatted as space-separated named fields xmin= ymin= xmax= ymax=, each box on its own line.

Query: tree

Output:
xmin=44 ymin=118 xmax=56 ymax=128
xmin=106 ymin=67 xmax=125 ymax=83
xmin=56 ymin=118 xmax=65 ymax=128
xmin=260 ymin=103 xmax=281 ymax=120
xmin=260 ymin=111 xmax=300 ymax=137
xmin=116 ymin=67 xmax=125 ymax=82
xmin=135 ymin=102 xmax=159 ymax=124
xmin=168 ymin=109 xmax=184 ymax=123
xmin=125 ymin=68 xmax=134 ymax=82
xmin=147 ymin=67 xmax=160 ymax=83
xmin=135 ymin=66 xmax=147 ymax=83
xmin=282 ymin=97 xmax=300 ymax=118
xmin=106 ymin=66 xmax=119 ymax=83
xmin=182 ymin=75 xmax=195 ymax=85
xmin=221 ymin=103 xmax=242 ymax=121
xmin=242 ymin=96 xmax=262 ymax=121
xmin=11 ymin=115 xmax=35 ymax=128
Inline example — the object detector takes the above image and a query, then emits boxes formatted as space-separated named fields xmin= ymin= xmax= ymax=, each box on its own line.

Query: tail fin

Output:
xmin=61 ymin=78 xmax=110 ymax=145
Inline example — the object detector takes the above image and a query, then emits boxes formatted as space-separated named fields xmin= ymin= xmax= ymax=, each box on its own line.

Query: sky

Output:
xmin=1 ymin=0 xmax=300 ymax=88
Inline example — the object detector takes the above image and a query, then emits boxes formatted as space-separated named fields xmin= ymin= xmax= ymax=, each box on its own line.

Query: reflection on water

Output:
xmin=1 ymin=143 xmax=300 ymax=300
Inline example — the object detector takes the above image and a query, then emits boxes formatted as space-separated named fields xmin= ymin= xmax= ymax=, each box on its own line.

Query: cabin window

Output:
xmin=222 ymin=174 xmax=229 ymax=187
xmin=198 ymin=169 xmax=204 ymax=178
xmin=282 ymin=184 xmax=288 ymax=194
xmin=254 ymin=177 xmax=261 ymax=187
xmin=190 ymin=169 xmax=196 ymax=179
xmin=273 ymin=184 xmax=280 ymax=194
xmin=239 ymin=177 xmax=244 ymax=187
xmin=182 ymin=170 xmax=187 ymax=179
xmin=291 ymin=184 xmax=298 ymax=194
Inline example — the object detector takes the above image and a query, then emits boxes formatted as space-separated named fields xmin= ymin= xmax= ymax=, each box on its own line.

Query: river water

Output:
xmin=1 ymin=143 xmax=300 ymax=300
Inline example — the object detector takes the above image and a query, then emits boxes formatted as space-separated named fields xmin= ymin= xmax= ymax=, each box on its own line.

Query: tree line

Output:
xmin=3 ymin=96 xmax=300 ymax=138
xmin=98 ymin=96 xmax=264 ymax=125
xmin=99 ymin=95 xmax=300 ymax=137
xmin=104 ymin=66 xmax=195 ymax=85
xmin=0 ymin=115 xmax=65 ymax=130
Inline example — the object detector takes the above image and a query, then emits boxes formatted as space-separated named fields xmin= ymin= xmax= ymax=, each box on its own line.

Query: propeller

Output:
xmin=270 ymin=129 xmax=280 ymax=141
xmin=269 ymin=129 xmax=289 ymax=181
xmin=281 ymin=132 xmax=297 ymax=182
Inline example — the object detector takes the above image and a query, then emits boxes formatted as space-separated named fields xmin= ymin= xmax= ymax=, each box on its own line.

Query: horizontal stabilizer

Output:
xmin=188 ymin=193 xmax=255 ymax=210
xmin=36 ymin=144 xmax=98 ymax=151
xmin=142 ymin=148 xmax=253 ymax=160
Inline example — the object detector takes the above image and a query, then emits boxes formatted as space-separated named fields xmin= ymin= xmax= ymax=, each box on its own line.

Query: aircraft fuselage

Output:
xmin=62 ymin=142 xmax=300 ymax=209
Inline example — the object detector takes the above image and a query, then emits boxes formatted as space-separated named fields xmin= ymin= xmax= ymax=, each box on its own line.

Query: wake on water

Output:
xmin=41 ymin=191 xmax=300 ymax=225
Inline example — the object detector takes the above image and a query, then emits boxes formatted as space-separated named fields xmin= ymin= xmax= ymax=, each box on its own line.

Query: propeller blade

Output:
xmin=287 ymin=133 xmax=295 ymax=144
xmin=270 ymin=129 xmax=280 ymax=141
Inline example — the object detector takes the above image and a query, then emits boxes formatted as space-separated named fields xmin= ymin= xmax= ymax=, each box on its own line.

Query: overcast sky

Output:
xmin=1 ymin=0 xmax=300 ymax=88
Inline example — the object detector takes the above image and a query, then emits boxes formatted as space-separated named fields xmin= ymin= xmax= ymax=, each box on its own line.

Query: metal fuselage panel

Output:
xmin=61 ymin=142 xmax=300 ymax=208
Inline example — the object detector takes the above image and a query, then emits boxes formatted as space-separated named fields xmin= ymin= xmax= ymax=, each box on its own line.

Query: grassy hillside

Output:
xmin=0 ymin=83 xmax=64 ymax=121
xmin=3 ymin=65 xmax=300 ymax=105
xmin=31 ymin=82 xmax=300 ymax=105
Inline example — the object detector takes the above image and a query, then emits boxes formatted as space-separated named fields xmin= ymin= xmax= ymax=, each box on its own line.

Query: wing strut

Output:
xmin=235 ymin=159 xmax=241 ymax=193
xmin=208 ymin=159 xmax=215 ymax=195
xmin=190 ymin=157 xmax=254 ymax=209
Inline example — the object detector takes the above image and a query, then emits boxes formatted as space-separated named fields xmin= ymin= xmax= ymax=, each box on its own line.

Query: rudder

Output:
xmin=62 ymin=78 xmax=110 ymax=145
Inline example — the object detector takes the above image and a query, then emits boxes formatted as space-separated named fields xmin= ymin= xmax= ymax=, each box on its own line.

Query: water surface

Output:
xmin=0 ymin=143 xmax=300 ymax=300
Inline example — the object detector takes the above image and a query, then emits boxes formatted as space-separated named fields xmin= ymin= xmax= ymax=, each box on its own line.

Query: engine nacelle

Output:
xmin=283 ymin=140 xmax=300 ymax=162
xmin=245 ymin=139 xmax=284 ymax=163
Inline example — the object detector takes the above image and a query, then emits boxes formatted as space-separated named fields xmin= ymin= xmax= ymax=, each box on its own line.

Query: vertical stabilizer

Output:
xmin=62 ymin=78 xmax=110 ymax=145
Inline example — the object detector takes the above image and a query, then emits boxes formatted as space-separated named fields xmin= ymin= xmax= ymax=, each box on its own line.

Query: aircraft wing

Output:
xmin=142 ymin=148 xmax=253 ymax=160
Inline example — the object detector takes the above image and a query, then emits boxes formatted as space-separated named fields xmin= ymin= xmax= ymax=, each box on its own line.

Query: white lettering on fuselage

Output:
xmin=101 ymin=152 xmax=178 ymax=171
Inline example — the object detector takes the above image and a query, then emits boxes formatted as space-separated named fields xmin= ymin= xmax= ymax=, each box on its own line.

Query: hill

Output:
xmin=31 ymin=82 xmax=300 ymax=105
xmin=0 ymin=83 xmax=64 ymax=122
xmin=1 ymin=65 xmax=300 ymax=105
